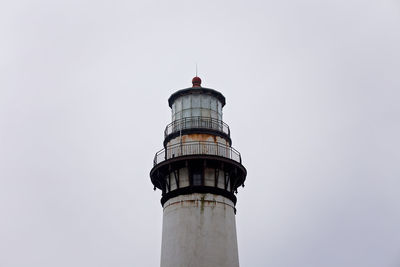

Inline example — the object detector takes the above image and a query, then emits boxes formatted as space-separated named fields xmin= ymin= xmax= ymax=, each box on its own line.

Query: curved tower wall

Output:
xmin=161 ymin=194 xmax=239 ymax=267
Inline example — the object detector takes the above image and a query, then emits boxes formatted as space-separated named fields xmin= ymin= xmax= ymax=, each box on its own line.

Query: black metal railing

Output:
xmin=164 ymin=117 xmax=230 ymax=138
xmin=153 ymin=141 xmax=241 ymax=166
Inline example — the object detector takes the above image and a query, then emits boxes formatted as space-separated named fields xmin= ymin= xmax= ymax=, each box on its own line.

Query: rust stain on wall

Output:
xmin=182 ymin=133 xmax=218 ymax=143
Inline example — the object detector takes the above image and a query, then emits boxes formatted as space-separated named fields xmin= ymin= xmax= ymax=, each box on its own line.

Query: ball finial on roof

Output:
xmin=192 ymin=76 xmax=202 ymax=87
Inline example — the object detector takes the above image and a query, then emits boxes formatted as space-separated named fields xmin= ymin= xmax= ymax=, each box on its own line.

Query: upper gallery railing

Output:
xmin=164 ymin=117 xmax=230 ymax=138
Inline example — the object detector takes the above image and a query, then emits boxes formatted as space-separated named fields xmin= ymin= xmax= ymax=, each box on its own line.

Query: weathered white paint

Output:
xmin=160 ymin=193 xmax=239 ymax=267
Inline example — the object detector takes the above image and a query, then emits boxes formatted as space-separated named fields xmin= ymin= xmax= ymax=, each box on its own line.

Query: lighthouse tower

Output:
xmin=150 ymin=77 xmax=247 ymax=267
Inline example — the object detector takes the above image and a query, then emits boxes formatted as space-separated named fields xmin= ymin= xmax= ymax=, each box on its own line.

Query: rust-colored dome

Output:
xmin=192 ymin=76 xmax=202 ymax=87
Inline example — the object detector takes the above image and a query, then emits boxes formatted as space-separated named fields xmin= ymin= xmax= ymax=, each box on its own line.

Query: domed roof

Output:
xmin=168 ymin=77 xmax=226 ymax=107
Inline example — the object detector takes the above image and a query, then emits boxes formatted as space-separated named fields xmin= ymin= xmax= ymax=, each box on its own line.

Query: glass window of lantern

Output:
xmin=201 ymin=108 xmax=210 ymax=117
xmin=211 ymin=98 xmax=217 ymax=111
xmin=201 ymin=95 xmax=210 ymax=109
xmin=217 ymin=101 xmax=222 ymax=114
xmin=176 ymin=98 xmax=182 ymax=113
xmin=183 ymin=96 xmax=191 ymax=109
xmin=192 ymin=108 xmax=200 ymax=117
xmin=182 ymin=109 xmax=191 ymax=118
xmin=210 ymin=111 xmax=218 ymax=120
xmin=192 ymin=95 xmax=200 ymax=108
xmin=175 ymin=111 xmax=182 ymax=120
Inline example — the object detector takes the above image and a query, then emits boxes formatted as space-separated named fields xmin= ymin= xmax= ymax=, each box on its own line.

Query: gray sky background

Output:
xmin=1 ymin=0 xmax=399 ymax=266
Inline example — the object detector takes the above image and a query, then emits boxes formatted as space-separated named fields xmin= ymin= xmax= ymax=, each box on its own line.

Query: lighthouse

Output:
xmin=150 ymin=77 xmax=247 ymax=267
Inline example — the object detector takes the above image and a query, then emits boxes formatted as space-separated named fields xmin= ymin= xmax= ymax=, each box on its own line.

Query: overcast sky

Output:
xmin=1 ymin=0 xmax=400 ymax=266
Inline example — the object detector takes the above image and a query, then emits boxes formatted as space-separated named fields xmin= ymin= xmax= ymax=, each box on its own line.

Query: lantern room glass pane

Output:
xmin=182 ymin=109 xmax=191 ymax=118
xmin=192 ymin=95 xmax=200 ymax=108
xmin=183 ymin=96 xmax=191 ymax=109
xmin=201 ymin=108 xmax=210 ymax=117
xmin=201 ymin=95 xmax=210 ymax=108
xmin=217 ymin=101 xmax=222 ymax=120
xmin=211 ymin=98 xmax=217 ymax=111
xmin=192 ymin=108 xmax=200 ymax=117
xmin=176 ymin=98 xmax=182 ymax=112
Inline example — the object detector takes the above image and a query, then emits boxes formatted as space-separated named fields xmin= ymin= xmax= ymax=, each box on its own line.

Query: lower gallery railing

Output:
xmin=153 ymin=141 xmax=241 ymax=166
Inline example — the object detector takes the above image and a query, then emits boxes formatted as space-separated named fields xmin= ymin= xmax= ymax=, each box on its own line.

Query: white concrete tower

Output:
xmin=150 ymin=77 xmax=247 ymax=267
